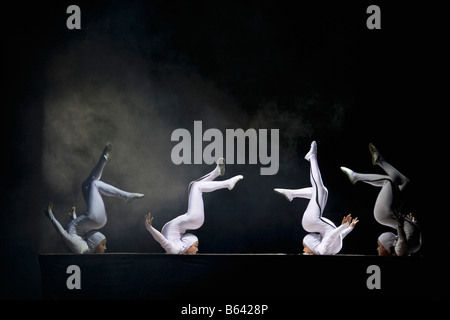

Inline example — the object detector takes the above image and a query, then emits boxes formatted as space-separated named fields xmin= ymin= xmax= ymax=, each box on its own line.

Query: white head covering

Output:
xmin=378 ymin=232 xmax=397 ymax=253
xmin=303 ymin=233 xmax=321 ymax=255
xmin=86 ymin=231 xmax=106 ymax=253
xmin=180 ymin=233 xmax=198 ymax=253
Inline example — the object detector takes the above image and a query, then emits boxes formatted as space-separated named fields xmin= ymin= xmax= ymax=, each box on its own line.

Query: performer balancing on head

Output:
xmin=145 ymin=157 xmax=243 ymax=254
xmin=44 ymin=143 xmax=144 ymax=254
xmin=340 ymin=143 xmax=421 ymax=256
xmin=274 ymin=141 xmax=358 ymax=255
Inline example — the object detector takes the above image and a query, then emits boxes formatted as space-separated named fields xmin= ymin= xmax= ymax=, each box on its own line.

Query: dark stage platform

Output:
xmin=39 ymin=253 xmax=440 ymax=300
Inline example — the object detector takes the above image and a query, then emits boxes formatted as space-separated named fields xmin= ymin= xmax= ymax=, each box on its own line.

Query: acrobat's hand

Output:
xmin=67 ymin=206 xmax=76 ymax=219
xmin=407 ymin=212 xmax=417 ymax=222
xmin=43 ymin=202 xmax=53 ymax=218
xmin=350 ymin=217 xmax=359 ymax=228
xmin=341 ymin=214 xmax=352 ymax=225
xmin=145 ymin=212 xmax=154 ymax=228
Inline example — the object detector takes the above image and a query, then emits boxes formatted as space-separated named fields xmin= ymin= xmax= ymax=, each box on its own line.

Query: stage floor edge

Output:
xmin=38 ymin=253 xmax=442 ymax=300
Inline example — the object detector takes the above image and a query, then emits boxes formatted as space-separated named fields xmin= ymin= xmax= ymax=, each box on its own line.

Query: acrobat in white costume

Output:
xmin=145 ymin=158 xmax=243 ymax=254
xmin=275 ymin=141 xmax=356 ymax=255
xmin=44 ymin=144 xmax=144 ymax=254
xmin=340 ymin=143 xmax=422 ymax=256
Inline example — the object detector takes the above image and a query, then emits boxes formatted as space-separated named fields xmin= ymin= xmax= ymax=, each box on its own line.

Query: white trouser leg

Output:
xmin=351 ymin=172 xmax=397 ymax=229
xmin=187 ymin=162 xmax=223 ymax=195
xmin=182 ymin=177 xmax=241 ymax=230
xmin=308 ymin=150 xmax=328 ymax=211
xmin=274 ymin=187 xmax=313 ymax=202
xmin=372 ymin=146 xmax=409 ymax=191
xmin=82 ymin=148 xmax=109 ymax=204
xmin=84 ymin=180 xmax=141 ymax=227
xmin=301 ymin=146 xmax=334 ymax=234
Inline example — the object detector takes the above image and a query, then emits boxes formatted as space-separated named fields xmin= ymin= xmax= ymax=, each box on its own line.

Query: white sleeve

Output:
xmin=340 ymin=226 xmax=354 ymax=240
xmin=47 ymin=209 xmax=89 ymax=254
xmin=394 ymin=223 xmax=408 ymax=256
xmin=145 ymin=220 xmax=180 ymax=254
xmin=316 ymin=222 xmax=349 ymax=255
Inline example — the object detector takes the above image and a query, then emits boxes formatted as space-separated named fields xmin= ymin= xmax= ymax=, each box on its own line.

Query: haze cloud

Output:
xmin=40 ymin=3 xmax=350 ymax=253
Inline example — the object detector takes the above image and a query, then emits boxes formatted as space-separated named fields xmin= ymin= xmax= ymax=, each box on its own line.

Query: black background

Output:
xmin=2 ymin=0 xmax=445 ymax=302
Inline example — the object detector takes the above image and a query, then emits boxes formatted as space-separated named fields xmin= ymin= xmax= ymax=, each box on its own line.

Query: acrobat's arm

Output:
xmin=316 ymin=222 xmax=350 ymax=255
xmin=340 ymin=226 xmax=354 ymax=240
xmin=44 ymin=202 xmax=89 ymax=254
xmin=44 ymin=202 xmax=72 ymax=242
xmin=145 ymin=213 xmax=179 ymax=254
xmin=340 ymin=216 xmax=359 ymax=239
xmin=394 ymin=215 xmax=408 ymax=256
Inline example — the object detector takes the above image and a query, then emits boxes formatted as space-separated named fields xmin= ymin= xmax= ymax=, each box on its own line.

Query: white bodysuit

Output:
xmin=275 ymin=141 xmax=354 ymax=255
xmin=341 ymin=144 xmax=421 ymax=256
xmin=46 ymin=145 xmax=143 ymax=253
xmin=146 ymin=164 xmax=243 ymax=254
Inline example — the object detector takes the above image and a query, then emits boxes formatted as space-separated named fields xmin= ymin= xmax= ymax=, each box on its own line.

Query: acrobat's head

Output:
xmin=377 ymin=232 xmax=397 ymax=256
xmin=302 ymin=234 xmax=320 ymax=255
xmin=181 ymin=233 xmax=199 ymax=255
xmin=302 ymin=242 xmax=315 ymax=255
xmin=86 ymin=231 xmax=107 ymax=253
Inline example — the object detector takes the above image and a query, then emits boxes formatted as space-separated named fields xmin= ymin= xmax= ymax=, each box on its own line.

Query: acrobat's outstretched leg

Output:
xmin=369 ymin=143 xmax=409 ymax=191
xmin=275 ymin=142 xmax=333 ymax=234
xmin=183 ymin=166 xmax=243 ymax=231
xmin=341 ymin=144 xmax=409 ymax=229
xmin=274 ymin=187 xmax=313 ymax=202
xmin=304 ymin=141 xmax=328 ymax=211
xmin=274 ymin=142 xmax=326 ymax=204
xmin=86 ymin=180 xmax=144 ymax=227
xmin=302 ymin=141 xmax=333 ymax=233
xmin=340 ymin=168 xmax=397 ymax=229
xmin=188 ymin=157 xmax=226 ymax=194
xmin=82 ymin=143 xmax=112 ymax=204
